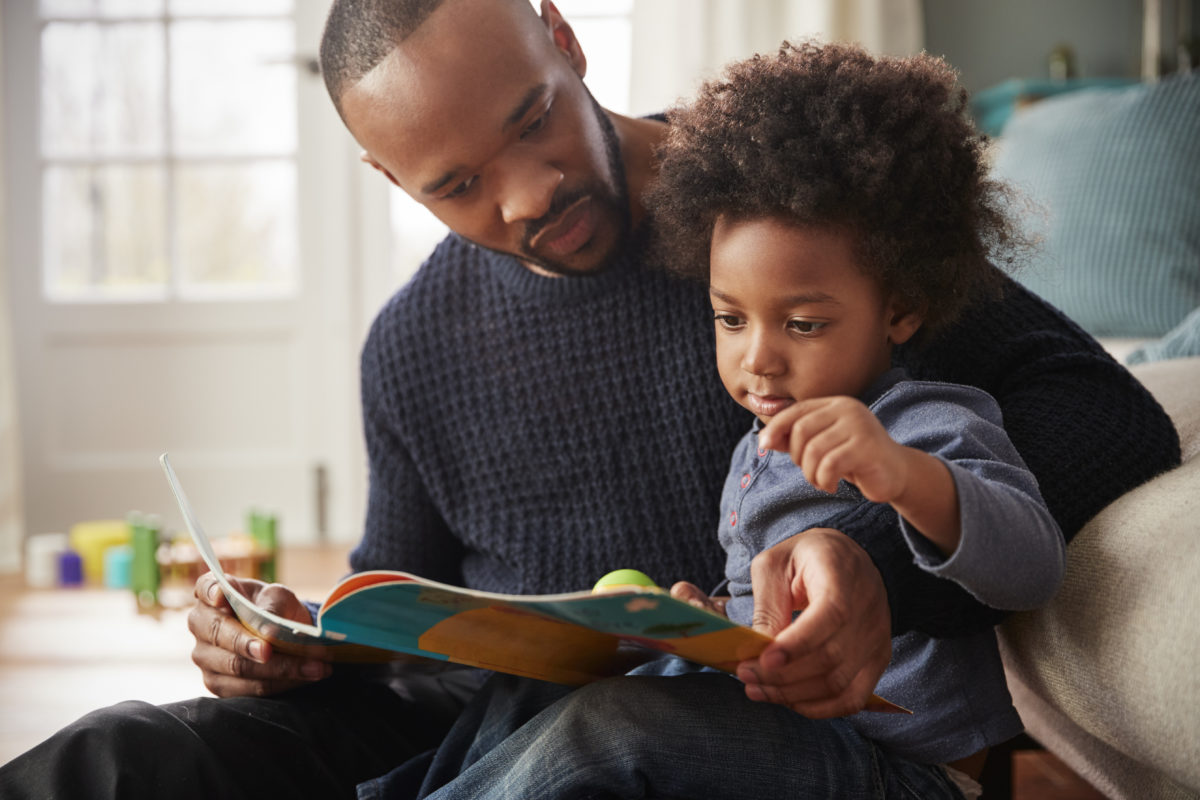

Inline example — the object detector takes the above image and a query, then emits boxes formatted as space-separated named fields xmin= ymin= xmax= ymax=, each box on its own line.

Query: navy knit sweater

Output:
xmin=353 ymin=233 xmax=1179 ymax=636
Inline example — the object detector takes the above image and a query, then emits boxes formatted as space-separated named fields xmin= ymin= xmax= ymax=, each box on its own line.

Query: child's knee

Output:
xmin=556 ymin=675 xmax=727 ymax=746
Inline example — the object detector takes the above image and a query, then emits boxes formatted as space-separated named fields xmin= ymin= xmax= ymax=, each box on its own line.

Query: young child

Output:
xmin=646 ymin=38 xmax=1068 ymax=793
xmin=415 ymin=41 xmax=1066 ymax=800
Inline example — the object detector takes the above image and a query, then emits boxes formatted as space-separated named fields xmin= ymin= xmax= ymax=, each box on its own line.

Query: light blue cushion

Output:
xmin=1126 ymin=306 xmax=1200 ymax=365
xmin=992 ymin=74 xmax=1200 ymax=338
xmin=970 ymin=77 xmax=1134 ymax=137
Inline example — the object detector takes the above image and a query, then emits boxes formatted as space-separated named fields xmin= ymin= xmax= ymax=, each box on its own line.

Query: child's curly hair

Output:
xmin=646 ymin=40 xmax=1028 ymax=339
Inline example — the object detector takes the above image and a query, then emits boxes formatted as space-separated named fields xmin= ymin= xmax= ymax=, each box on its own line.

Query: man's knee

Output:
xmin=0 ymin=700 xmax=202 ymax=800
xmin=54 ymin=700 xmax=187 ymax=756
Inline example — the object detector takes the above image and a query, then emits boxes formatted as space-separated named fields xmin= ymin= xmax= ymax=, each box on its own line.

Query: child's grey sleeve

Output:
xmin=875 ymin=381 xmax=1067 ymax=610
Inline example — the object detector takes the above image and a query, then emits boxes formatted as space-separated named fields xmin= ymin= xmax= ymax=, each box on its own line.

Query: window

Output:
xmin=556 ymin=0 xmax=633 ymax=115
xmin=38 ymin=0 xmax=299 ymax=301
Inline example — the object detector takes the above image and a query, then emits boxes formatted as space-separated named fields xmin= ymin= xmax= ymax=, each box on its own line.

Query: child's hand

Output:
xmin=760 ymin=396 xmax=961 ymax=555
xmin=758 ymin=396 xmax=908 ymax=503
xmin=669 ymin=581 xmax=729 ymax=617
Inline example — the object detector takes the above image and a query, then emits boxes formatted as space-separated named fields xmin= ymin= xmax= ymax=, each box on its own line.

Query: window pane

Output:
xmin=42 ymin=22 xmax=164 ymax=157
xmin=170 ymin=20 xmax=296 ymax=156
xmin=567 ymin=17 xmax=631 ymax=113
xmin=40 ymin=0 xmax=163 ymax=18
xmin=168 ymin=0 xmax=292 ymax=15
xmin=390 ymin=189 xmax=448 ymax=285
xmin=175 ymin=162 xmax=297 ymax=297
xmin=43 ymin=165 xmax=168 ymax=299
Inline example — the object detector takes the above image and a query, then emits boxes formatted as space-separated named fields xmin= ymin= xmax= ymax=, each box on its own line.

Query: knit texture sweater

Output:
xmin=353 ymin=233 xmax=1180 ymax=636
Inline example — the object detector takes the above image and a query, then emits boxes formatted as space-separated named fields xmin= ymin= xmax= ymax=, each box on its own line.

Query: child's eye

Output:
xmin=714 ymin=313 xmax=744 ymax=330
xmin=444 ymin=175 xmax=477 ymax=199
xmin=787 ymin=319 xmax=827 ymax=334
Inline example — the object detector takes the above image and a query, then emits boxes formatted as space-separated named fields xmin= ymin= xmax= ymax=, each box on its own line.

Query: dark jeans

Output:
xmin=366 ymin=667 xmax=967 ymax=800
xmin=0 ymin=670 xmax=458 ymax=800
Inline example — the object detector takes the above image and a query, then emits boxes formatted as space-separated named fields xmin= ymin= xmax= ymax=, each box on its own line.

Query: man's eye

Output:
xmin=445 ymin=175 xmax=477 ymax=199
xmin=520 ymin=110 xmax=549 ymax=140
xmin=788 ymin=319 xmax=827 ymax=334
xmin=714 ymin=313 xmax=743 ymax=330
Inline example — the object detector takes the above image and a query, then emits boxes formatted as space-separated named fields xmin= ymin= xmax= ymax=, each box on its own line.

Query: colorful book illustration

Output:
xmin=160 ymin=453 xmax=907 ymax=712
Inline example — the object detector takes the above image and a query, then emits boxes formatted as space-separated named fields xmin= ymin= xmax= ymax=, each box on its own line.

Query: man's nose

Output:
xmin=498 ymin=159 xmax=563 ymax=225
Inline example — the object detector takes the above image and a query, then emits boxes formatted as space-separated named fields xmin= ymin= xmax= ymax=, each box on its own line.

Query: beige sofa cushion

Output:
xmin=998 ymin=356 xmax=1200 ymax=799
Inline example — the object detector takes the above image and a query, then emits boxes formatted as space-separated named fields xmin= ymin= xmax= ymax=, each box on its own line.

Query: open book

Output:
xmin=161 ymin=453 xmax=906 ymax=711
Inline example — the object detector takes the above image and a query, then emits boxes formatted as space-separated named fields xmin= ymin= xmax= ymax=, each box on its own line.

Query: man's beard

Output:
xmin=474 ymin=90 xmax=632 ymax=277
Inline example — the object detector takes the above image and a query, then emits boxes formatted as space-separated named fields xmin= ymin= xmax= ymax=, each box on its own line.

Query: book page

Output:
xmin=159 ymin=453 xmax=326 ymax=644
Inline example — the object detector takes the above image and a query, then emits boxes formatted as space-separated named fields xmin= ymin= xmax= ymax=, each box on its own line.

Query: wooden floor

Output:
xmin=1011 ymin=750 xmax=1106 ymax=799
xmin=0 ymin=543 xmax=353 ymax=765
xmin=0 ymin=544 xmax=1105 ymax=798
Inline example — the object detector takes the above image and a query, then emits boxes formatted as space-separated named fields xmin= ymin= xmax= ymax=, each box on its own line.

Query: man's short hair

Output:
xmin=319 ymin=0 xmax=447 ymax=119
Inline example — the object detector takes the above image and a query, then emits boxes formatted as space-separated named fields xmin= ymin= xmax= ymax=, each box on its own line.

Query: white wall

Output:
xmin=0 ymin=1 xmax=26 ymax=572
xmin=629 ymin=0 xmax=923 ymax=116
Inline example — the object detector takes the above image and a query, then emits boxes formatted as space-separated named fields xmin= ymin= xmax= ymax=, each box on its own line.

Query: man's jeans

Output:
xmin=0 ymin=670 xmax=459 ymax=800
xmin=366 ymin=664 xmax=968 ymax=800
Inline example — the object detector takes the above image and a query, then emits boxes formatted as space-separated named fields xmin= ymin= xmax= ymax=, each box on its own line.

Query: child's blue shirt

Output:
xmin=719 ymin=367 xmax=1065 ymax=762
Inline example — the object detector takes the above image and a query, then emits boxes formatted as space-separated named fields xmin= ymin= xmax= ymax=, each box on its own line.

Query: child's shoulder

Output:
xmin=871 ymin=377 xmax=1004 ymax=429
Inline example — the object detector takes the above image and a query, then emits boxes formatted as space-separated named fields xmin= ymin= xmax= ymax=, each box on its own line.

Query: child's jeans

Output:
xmin=366 ymin=662 xmax=969 ymax=800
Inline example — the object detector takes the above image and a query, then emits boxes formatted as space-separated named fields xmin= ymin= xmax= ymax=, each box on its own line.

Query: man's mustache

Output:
xmin=521 ymin=187 xmax=590 ymax=252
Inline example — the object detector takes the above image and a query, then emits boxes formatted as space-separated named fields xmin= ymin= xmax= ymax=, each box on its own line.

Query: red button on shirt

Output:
xmin=740 ymin=473 xmax=751 ymax=488
xmin=729 ymin=510 xmax=738 ymax=526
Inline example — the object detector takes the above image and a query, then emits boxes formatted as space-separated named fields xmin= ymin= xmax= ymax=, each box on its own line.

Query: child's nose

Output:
xmin=741 ymin=331 xmax=785 ymax=377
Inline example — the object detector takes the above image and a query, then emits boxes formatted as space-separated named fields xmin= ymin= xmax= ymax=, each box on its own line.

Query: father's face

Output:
xmin=341 ymin=0 xmax=630 ymax=276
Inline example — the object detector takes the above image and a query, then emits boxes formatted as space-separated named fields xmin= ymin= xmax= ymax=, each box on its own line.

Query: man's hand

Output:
xmin=735 ymin=528 xmax=891 ymax=719
xmin=669 ymin=581 xmax=729 ymax=617
xmin=188 ymin=572 xmax=331 ymax=697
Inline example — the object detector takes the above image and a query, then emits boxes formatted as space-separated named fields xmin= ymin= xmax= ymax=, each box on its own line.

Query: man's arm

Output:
xmin=881 ymin=274 xmax=1181 ymax=635
xmin=914 ymin=275 xmax=1180 ymax=536
xmin=186 ymin=313 xmax=464 ymax=697
xmin=351 ymin=310 xmax=466 ymax=579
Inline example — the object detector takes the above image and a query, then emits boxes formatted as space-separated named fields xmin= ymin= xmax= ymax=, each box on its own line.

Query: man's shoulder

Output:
xmin=375 ymin=235 xmax=491 ymax=320
xmin=402 ymin=234 xmax=484 ymax=296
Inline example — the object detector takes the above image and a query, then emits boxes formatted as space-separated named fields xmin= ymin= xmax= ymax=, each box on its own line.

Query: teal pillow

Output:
xmin=992 ymin=74 xmax=1200 ymax=338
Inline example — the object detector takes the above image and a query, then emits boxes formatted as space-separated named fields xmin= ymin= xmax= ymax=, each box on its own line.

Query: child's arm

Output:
xmin=761 ymin=384 xmax=1066 ymax=611
xmin=758 ymin=396 xmax=962 ymax=555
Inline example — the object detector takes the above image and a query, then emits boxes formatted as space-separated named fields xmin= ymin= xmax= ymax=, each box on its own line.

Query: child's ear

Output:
xmin=886 ymin=299 xmax=924 ymax=346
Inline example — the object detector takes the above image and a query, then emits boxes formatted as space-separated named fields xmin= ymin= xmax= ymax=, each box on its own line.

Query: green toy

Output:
xmin=592 ymin=568 xmax=662 ymax=593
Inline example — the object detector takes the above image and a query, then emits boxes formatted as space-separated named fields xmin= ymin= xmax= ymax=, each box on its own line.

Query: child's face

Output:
xmin=709 ymin=216 xmax=920 ymax=423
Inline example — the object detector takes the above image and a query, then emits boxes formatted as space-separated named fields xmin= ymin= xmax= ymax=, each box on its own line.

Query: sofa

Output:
xmin=977 ymin=72 xmax=1200 ymax=799
xmin=998 ymin=354 xmax=1199 ymax=799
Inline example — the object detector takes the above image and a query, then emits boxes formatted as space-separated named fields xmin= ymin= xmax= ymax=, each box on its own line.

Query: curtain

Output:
xmin=629 ymin=0 xmax=924 ymax=115
xmin=0 ymin=3 xmax=25 ymax=573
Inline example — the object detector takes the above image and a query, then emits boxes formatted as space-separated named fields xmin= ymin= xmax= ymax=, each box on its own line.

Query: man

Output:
xmin=0 ymin=1 xmax=1178 ymax=797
